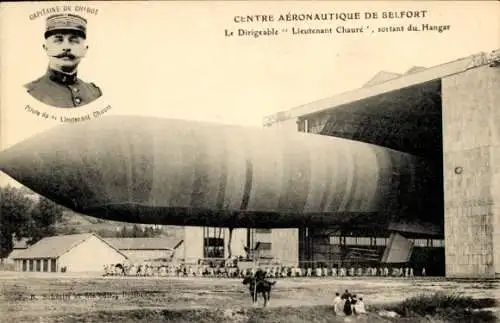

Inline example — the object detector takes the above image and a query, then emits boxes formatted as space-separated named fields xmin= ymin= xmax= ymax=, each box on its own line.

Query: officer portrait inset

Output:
xmin=24 ymin=14 xmax=102 ymax=108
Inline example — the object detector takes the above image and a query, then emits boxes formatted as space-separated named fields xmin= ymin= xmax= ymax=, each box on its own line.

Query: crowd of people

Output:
xmin=333 ymin=289 xmax=367 ymax=316
xmin=103 ymin=262 xmax=426 ymax=278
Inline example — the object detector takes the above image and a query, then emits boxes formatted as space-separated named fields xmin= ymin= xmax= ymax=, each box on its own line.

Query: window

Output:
xmin=345 ymin=237 xmax=357 ymax=245
xmin=356 ymin=237 xmax=371 ymax=246
xmin=330 ymin=235 xmax=389 ymax=246
xmin=411 ymin=239 xmax=428 ymax=247
xmin=29 ymin=259 xmax=34 ymax=272
xmin=51 ymin=259 xmax=57 ymax=272
xmin=408 ymin=238 xmax=444 ymax=248
xmin=204 ymin=246 xmax=224 ymax=258
xmin=36 ymin=259 xmax=41 ymax=272
xmin=297 ymin=120 xmax=307 ymax=132
xmin=255 ymin=242 xmax=271 ymax=250
xmin=254 ymin=242 xmax=272 ymax=257
xmin=22 ymin=260 xmax=27 ymax=272
xmin=43 ymin=259 xmax=49 ymax=272
xmin=203 ymin=238 xmax=224 ymax=258
xmin=203 ymin=227 xmax=225 ymax=258
xmin=429 ymin=239 xmax=444 ymax=247
xmin=330 ymin=236 xmax=341 ymax=245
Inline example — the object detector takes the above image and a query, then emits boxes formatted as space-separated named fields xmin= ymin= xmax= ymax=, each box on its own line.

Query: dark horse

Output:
xmin=242 ymin=275 xmax=276 ymax=307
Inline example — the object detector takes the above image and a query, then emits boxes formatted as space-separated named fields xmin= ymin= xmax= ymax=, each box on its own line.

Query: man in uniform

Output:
xmin=24 ymin=13 xmax=102 ymax=108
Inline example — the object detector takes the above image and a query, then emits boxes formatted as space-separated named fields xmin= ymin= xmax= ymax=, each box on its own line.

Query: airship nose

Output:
xmin=0 ymin=121 xmax=120 ymax=212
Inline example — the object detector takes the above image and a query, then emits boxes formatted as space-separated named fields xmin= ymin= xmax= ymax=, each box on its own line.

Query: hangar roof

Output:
xmin=263 ymin=49 xmax=499 ymax=128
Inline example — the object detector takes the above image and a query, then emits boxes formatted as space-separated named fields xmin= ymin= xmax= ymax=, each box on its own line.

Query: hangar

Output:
xmin=1 ymin=50 xmax=497 ymax=279
xmin=263 ymin=49 xmax=500 ymax=279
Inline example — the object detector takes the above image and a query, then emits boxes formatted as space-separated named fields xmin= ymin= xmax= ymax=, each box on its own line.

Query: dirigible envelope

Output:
xmin=0 ymin=116 xmax=430 ymax=228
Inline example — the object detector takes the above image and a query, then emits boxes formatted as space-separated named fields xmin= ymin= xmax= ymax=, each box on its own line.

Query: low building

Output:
xmin=104 ymin=237 xmax=184 ymax=263
xmin=13 ymin=233 xmax=128 ymax=273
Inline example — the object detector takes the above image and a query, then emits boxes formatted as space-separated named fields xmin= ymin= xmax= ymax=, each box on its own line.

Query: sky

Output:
xmin=0 ymin=1 xmax=499 ymax=187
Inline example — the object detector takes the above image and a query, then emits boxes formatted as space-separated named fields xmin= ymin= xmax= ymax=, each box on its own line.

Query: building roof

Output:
xmin=13 ymin=233 xmax=127 ymax=259
xmin=7 ymin=249 xmax=26 ymax=260
xmin=12 ymin=238 xmax=29 ymax=249
xmin=405 ymin=66 xmax=427 ymax=75
xmin=103 ymin=237 xmax=183 ymax=251
xmin=363 ymin=67 xmax=427 ymax=87
xmin=363 ymin=71 xmax=402 ymax=87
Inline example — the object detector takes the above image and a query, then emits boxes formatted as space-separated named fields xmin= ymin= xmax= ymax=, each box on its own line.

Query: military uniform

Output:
xmin=25 ymin=69 xmax=102 ymax=108
xmin=25 ymin=13 xmax=102 ymax=108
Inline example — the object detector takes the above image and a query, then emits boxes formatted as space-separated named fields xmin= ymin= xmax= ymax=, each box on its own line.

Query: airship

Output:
xmin=0 ymin=115 xmax=435 ymax=228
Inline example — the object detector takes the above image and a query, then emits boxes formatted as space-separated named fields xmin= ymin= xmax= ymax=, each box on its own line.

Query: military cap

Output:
xmin=45 ymin=14 xmax=87 ymax=39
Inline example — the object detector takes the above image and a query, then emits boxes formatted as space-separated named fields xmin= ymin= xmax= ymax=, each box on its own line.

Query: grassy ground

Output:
xmin=1 ymin=273 xmax=498 ymax=322
xmin=0 ymin=263 xmax=15 ymax=271
xmin=7 ymin=305 xmax=499 ymax=323
xmin=27 ymin=307 xmax=405 ymax=323
xmin=378 ymin=293 xmax=498 ymax=323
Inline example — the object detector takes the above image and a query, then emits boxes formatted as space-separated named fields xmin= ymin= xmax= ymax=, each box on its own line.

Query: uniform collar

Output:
xmin=47 ymin=68 xmax=78 ymax=85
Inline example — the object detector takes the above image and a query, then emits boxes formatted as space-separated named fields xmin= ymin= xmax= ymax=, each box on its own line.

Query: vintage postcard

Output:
xmin=0 ymin=1 xmax=499 ymax=322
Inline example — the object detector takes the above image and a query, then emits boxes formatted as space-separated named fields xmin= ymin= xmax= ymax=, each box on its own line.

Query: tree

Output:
xmin=58 ymin=226 xmax=80 ymax=235
xmin=0 ymin=186 xmax=66 ymax=262
xmin=112 ymin=225 xmax=164 ymax=238
xmin=96 ymin=228 xmax=118 ymax=238
xmin=0 ymin=186 xmax=34 ymax=261
xmin=154 ymin=226 xmax=163 ymax=236
xmin=144 ymin=226 xmax=154 ymax=237
xmin=117 ymin=225 xmax=128 ymax=237
xmin=132 ymin=224 xmax=143 ymax=237
xmin=27 ymin=197 xmax=63 ymax=245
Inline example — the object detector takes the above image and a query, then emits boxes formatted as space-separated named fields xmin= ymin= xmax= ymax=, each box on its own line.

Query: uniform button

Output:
xmin=72 ymin=87 xmax=79 ymax=93
xmin=74 ymin=98 xmax=82 ymax=105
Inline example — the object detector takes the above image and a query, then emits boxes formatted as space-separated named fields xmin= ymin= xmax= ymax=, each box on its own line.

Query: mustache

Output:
xmin=52 ymin=53 xmax=77 ymax=59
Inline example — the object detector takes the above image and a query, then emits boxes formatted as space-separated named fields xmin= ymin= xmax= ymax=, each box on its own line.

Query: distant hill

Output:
xmin=6 ymin=185 xmax=185 ymax=240
xmin=55 ymin=210 xmax=185 ymax=239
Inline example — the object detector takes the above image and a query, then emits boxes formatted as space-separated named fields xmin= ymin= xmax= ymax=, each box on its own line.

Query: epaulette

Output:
xmin=90 ymin=82 xmax=103 ymax=96
xmin=23 ymin=77 xmax=44 ymax=93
